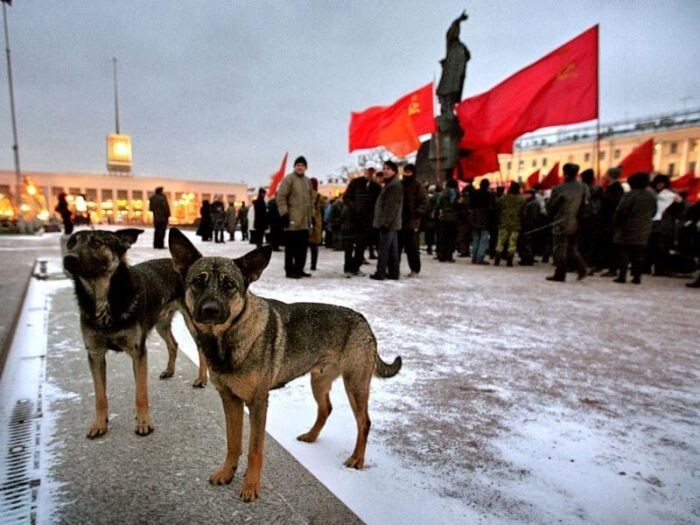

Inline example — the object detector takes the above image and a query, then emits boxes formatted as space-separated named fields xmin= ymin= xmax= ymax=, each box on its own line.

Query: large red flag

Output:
xmin=619 ymin=139 xmax=654 ymax=180
xmin=458 ymin=147 xmax=501 ymax=180
xmin=266 ymin=152 xmax=288 ymax=198
xmin=457 ymin=25 xmax=598 ymax=153
xmin=526 ymin=169 xmax=541 ymax=189
xmin=540 ymin=162 xmax=561 ymax=190
xmin=349 ymin=82 xmax=435 ymax=157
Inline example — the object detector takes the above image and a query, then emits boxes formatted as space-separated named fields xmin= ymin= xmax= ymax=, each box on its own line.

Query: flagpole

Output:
xmin=432 ymin=75 xmax=441 ymax=185
xmin=595 ymin=24 xmax=601 ymax=184
xmin=2 ymin=1 xmax=22 ymax=224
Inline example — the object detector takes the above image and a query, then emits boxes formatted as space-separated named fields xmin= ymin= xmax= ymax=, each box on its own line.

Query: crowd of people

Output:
xmin=186 ymin=157 xmax=699 ymax=288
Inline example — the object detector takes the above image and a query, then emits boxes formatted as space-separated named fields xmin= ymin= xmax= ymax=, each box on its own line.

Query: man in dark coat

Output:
xmin=342 ymin=162 xmax=381 ymax=276
xmin=455 ymin=184 xmax=472 ymax=257
xmin=370 ymin=161 xmax=403 ymax=280
xmin=149 ymin=186 xmax=170 ymax=249
xmin=252 ymin=188 xmax=268 ymax=248
xmin=469 ymin=178 xmax=496 ymax=264
xmin=612 ymin=172 xmax=657 ymax=284
xmin=546 ymin=163 xmax=587 ymax=282
xmin=236 ymin=203 xmax=249 ymax=240
xmin=518 ymin=189 xmax=541 ymax=266
xmin=435 ymin=178 xmax=459 ymax=262
xmin=596 ymin=167 xmax=625 ymax=275
xmin=578 ymin=168 xmax=602 ymax=270
xmin=398 ymin=163 xmax=428 ymax=277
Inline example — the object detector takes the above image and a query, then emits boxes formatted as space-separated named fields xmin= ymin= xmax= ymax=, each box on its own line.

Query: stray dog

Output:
xmin=168 ymin=227 xmax=402 ymax=502
xmin=63 ymin=228 xmax=208 ymax=438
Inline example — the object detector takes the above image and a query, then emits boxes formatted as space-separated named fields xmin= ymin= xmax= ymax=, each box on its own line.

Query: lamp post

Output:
xmin=2 ymin=0 xmax=23 ymax=230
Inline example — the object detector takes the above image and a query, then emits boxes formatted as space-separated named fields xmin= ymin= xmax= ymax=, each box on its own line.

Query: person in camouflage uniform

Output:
xmin=494 ymin=182 xmax=524 ymax=266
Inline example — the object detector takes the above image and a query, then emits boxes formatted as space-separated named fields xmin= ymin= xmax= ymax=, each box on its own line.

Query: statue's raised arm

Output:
xmin=437 ymin=11 xmax=470 ymax=116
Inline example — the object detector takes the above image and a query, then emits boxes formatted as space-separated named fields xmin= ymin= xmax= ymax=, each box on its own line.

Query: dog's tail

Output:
xmin=375 ymin=355 xmax=402 ymax=378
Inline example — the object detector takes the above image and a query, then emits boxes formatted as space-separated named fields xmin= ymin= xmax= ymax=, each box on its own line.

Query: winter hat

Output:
xmin=628 ymin=172 xmax=650 ymax=190
xmin=294 ymin=156 xmax=308 ymax=167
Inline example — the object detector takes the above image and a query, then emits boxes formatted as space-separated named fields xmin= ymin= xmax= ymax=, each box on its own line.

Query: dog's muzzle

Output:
xmin=62 ymin=254 xmax=80 ymax=275
xmin=197 ymin=300 xmax=226 ymax=324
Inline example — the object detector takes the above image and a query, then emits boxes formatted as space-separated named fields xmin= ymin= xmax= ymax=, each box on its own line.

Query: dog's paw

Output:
xmin=343 ymin=455 xmax=365 ymax=470
xmin=296 ymin=431 xmax=317 ymax=443
xmin=86 ymin=421 xmax=108 ymax=439
xmin=240 ymin=478 xmax=260 ymax=502
xmin=134 ymin=420 xmax=154 ymax=436
xmin=191 ymin=378 xmax=207 ymax=388
xmin=159 ymin=369 xmax=174 ymax=379
xmin=209 ymin=466 xmax=236 ymax=485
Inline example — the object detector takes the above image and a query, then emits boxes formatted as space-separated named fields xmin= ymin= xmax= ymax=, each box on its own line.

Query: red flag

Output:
xmin=619 ymin=139 xmax=654 ymax=180
xmin=540 ymin=162 xmax=561 ymax=190
xmin=457 ymin=25 xmax=598 ymax=153
xmin=266 ymin=152 xmax=288 ymax=199
xmin=349 ymin=82 xmax=435 ymax=157
xmin=458 ymin=147 xmax=500 ymax=180
xmin=526 ymin=169 xmax=541 ymax=189
xmin=672 ymin=172 xmax=700 ymax=203
xmin=670 ymin=172 xmax=694 ymax=190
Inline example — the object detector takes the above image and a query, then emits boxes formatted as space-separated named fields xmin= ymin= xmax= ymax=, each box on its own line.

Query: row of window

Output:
xmin=47 ymin=187 xmax=238 ymax=205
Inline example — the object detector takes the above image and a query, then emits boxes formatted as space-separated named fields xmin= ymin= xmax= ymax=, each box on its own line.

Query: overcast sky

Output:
xmin=0 ymin=0 xmax=698 ymax=187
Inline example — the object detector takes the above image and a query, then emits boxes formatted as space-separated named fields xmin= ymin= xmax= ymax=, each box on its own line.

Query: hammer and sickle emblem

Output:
xmin=408 ymin=94 xmax=421 ymax=116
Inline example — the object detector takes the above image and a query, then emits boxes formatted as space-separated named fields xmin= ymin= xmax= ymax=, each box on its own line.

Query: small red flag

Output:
xmin=540 ymin=162 xmax=561 ymax=190
xmin=266 ymin=152 xmax=288 ymax=199
xmin=349 ymin=82 xmax=435 ymax=157
xmin=619 ymin=139 xmax=654 ymax=180
xmin=526 ymin=169 xmax=541 ymax=189
xmin=671 ymin=172 xmax=700 ymax=203
xmin=457 ymin=25 xmax=598 ymax=153
xmin=670 ymin=172 xmax=694 ymax=190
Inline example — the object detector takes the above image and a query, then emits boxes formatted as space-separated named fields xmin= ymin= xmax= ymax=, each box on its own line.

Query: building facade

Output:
xmin=498 ymin=124 xmax=700 ymax=184
xmin=0 ymin=170 xmax=248 ymax=225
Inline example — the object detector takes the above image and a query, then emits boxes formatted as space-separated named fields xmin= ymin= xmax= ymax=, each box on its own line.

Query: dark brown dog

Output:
xmin=168 ymin=228 xmax=401 ymax=501
xmin=63 ymin=229 xmax=208 ymax=438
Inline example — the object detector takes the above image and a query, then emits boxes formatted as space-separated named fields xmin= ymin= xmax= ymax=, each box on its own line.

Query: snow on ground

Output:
xmin=14 ymin=227 xmax=700 ymax=524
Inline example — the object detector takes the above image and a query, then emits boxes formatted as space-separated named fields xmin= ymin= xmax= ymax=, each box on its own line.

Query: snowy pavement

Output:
xmin=1 ymin=227 xmax=698 ymax=524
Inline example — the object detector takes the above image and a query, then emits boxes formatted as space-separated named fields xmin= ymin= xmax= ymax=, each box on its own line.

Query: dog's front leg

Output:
xmin=209 ymin=389 xmax=243 ymax=485
xmin=241 ymin=395 xmax=268 ymax=502
xmin=131 ymin=349 xmax=154 ymax=436
xmin=182 ymin=311 xmax=208 ymax=388
xmin=86 ymin=349 xmax=108 ymax=438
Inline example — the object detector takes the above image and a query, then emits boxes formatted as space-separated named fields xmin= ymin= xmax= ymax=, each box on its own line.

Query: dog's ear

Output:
xmin=169 ymin=228 xmax=202 ymax=275
xmin=115 ymin=228 xmax=145 ymax=249
xmin=234 ymin=245 xmax=272 ymax=286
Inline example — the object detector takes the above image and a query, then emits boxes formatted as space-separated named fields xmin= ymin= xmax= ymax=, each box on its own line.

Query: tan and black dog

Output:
xmin=168 ymin=227 xmax=401 ymax=502
xmin=63 ymin=228 xmax=208 ymax=438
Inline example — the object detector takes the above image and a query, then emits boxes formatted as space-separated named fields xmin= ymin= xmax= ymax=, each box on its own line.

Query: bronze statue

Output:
xmin=420 ymin=10 xmax=470 ymax=184
xmin=436 ymin=10 xmax=470 ymax=118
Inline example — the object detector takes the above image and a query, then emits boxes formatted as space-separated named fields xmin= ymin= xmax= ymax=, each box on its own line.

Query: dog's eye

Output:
xmin=191 ymin=272 xmax=208 ymax=287
xmin=220 ymin=277 xmax=235 ymax=292
xmin=66 ymin=237 xmax=77 ymax=249
xmin=89 ymin=237 xmax=103 ymax=248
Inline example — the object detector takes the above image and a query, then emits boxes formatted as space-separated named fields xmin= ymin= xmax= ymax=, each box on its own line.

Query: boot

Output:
xmin=546 ymin=269 xmax=566 ymax=282
xmin=506 ymin=255 xmax=514 ymax=267
xmin=494 ymin=255 xmax=501 ymax=267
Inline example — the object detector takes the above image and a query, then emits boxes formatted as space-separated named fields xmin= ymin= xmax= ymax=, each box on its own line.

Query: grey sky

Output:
xmin=1 ymin=1 xmax=698 ymax=187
